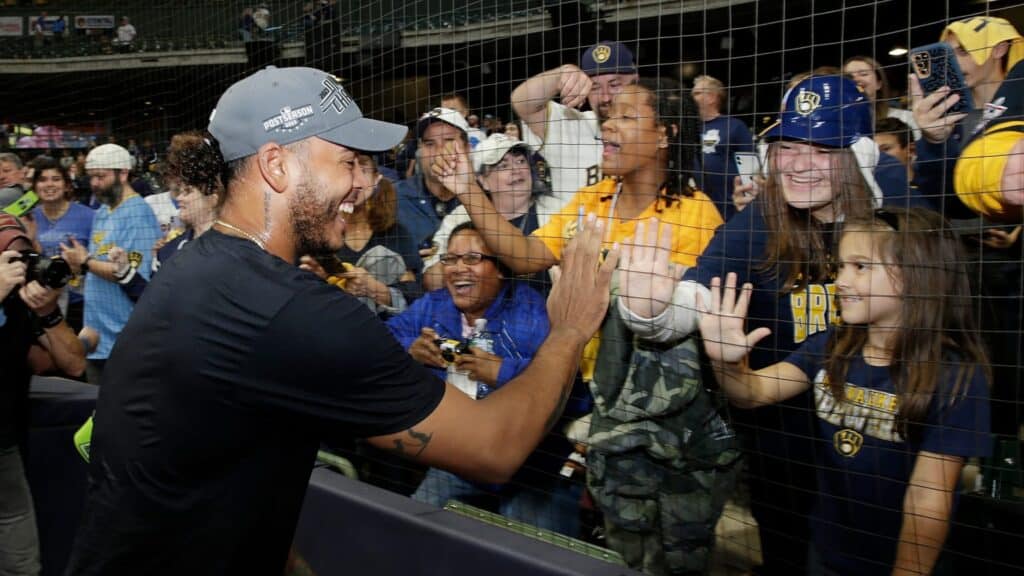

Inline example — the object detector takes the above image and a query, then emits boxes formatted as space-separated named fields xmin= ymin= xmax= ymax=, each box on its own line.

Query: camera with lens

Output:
xmin=16 ymin=251 xmax=73 ymax=289
xmin=435 ymin=338 xmax=469 ymax=364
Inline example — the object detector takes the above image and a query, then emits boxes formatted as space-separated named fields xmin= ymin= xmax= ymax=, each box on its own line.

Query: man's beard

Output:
xmin=95 ymin=179 xmax=123 ymax=206
xmin=290 ymin=168 xmax=338 ymax=257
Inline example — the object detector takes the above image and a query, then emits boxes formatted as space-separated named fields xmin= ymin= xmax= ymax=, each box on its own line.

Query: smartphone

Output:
xmin=910 ymin=42 xmax=974 ymax=115
xmin=734 ymin=152 xmax=760 ymax=188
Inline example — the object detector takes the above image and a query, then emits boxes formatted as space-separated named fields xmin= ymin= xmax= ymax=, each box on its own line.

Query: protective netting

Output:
xmin=1 ymin=1 xmax=1023 ymax=574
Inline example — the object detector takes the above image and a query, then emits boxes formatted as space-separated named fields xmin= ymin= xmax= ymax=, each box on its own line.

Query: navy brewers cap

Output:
xmin=762 ymin=75 xmax=873 ymax=148
xmin=208 ymin=66 xmax=408 ymax=162
xmin=580 ymin=41 xmax=637 ymax=77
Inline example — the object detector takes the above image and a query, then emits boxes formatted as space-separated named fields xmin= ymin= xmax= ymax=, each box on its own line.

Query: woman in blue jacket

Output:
xmin=387 ymin=222 xmax=585 ymax=537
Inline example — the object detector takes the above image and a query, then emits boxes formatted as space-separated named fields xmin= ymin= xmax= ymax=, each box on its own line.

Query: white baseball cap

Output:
xmin=472 ymin=133 xmax=530 ymax=173
xmin=416 ymin=107 xmax=469 ymax=139
xmin=85 ymin=144 xmax=133 ymax=171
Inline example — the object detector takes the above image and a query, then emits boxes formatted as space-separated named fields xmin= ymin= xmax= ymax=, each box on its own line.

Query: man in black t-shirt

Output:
xmin=65 ymin=66 xmax=617 ymax=575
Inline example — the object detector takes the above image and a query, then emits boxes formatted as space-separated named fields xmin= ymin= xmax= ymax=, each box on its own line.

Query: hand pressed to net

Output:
xmin=547 ymin=215 xmax=619 ymax=341
xmin=698 ymin=273 xmax=771 ymax=364
xmin=618 ymin=218 xmax=679 ymax=319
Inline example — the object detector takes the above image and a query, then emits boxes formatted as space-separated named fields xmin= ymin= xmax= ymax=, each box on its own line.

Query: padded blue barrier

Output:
xmin=26 ymin=376 xmax=97 ymax=576
xmin=293 ymin=467 xmax=639 ymax=575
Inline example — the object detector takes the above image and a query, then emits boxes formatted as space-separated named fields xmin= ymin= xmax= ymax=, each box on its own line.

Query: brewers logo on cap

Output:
xmin=796 ymin=90 xmax=822 ymax=116
xmin=592 ymin=45 xmax=612 ymax=64
xmin=833 ymin=428 xmax=863 ymax=457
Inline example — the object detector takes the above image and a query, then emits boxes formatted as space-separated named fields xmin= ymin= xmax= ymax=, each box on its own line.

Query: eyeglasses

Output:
xmin=439 ymin=252 xmax=500 ymax=266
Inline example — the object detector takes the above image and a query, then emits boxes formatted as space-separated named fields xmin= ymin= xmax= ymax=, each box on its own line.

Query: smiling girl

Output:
xmin=31 ymin=159 xmax=95 ymax=331
xmin=700 ymin=207 xmax=990 ymax=575
xmin=616 ymin=74 xmax=914 ymax=573
xmin=433 ymin=77 xmax=728 ymax=574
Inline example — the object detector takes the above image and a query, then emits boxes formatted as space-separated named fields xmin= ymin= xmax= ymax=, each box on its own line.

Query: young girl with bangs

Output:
xmin=615 ymin=74 xmax=939 ymax=574
xmin=700 ymin=207 xmax=991 ymax=575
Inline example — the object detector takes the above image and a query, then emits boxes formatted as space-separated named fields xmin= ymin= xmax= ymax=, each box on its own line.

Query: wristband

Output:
xmin=81 ymin=255 xmax=93 ymax=275
xmin=38 ymin=308 xmax=64 ymax=329
xmin=116 ymin=265 xmax=137 ymax=284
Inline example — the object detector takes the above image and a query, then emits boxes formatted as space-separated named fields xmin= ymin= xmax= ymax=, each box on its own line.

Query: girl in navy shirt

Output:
xmin=701 ymin=207 xmax=990 ymax=575
xmin=618 ymin=74 xmax=894 ymax=573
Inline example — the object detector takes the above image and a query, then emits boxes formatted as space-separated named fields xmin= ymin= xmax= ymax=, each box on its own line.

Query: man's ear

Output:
xmin=476 ymin=174 xmax=489 ymax=193
xmin=255 ymin=142 xmax=290 ymax=193
xmin=993 ymin=40 xmax=1011 ymax=61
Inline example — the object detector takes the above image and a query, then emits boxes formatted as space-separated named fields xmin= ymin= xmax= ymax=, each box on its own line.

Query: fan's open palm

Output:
xmin=618 ymin=218 xmax=679 ymax=319
xmin=698 ymin=273 xmax=771 ymax=363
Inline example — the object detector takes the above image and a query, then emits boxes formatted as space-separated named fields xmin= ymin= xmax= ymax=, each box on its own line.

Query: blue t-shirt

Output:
xmin=695 ymin=115 xmax=753 ymax=222
xmin=785 ymin=332 xmax=991 ymax=575
xmin=33 ymin=202 xmax=95 ymax=304
xmin=84 ymin=195 xmax=161 ymax=360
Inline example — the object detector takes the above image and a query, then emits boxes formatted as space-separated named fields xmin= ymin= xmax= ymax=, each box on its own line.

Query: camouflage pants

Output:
xmin=589 ymin=452 xmax=740 ymax=576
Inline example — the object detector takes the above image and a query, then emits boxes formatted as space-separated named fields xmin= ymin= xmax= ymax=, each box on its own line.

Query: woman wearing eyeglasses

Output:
xmin=385 ymin=222 xmax=583 ymax=536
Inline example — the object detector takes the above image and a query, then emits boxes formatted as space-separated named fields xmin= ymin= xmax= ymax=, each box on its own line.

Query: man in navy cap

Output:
xmin=511 ymin=41 xmax=638 ymax=223
xmin=64 ymin=66 xmax=617 ymax=575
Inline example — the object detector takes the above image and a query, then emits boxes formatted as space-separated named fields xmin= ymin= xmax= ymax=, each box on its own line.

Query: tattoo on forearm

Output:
xmin=543 ymin=383 xmax=573 ymax=432
xmin=390 ymin=428 xmax=433 ymax=458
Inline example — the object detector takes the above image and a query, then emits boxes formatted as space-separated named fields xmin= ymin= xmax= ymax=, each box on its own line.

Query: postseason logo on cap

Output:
xmin=263 ymin=105 xmax=315 ymax=133
xmin=261 ymin=74 xmax=354 ymax=134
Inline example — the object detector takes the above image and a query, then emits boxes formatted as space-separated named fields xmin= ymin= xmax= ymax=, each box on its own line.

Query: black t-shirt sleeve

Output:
xmin=243 ymin=283 xmax=445 ymax=438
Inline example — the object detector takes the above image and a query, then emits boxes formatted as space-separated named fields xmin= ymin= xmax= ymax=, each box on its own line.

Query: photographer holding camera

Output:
xmin=0 ymin=211 xmax=86 ymax=575
xmin=387 ymin=222 xmax=588 ymax=537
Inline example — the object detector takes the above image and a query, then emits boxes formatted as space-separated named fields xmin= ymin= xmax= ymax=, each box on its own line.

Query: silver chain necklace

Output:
xmin=214 ymin=219 xmax=267 ymax=250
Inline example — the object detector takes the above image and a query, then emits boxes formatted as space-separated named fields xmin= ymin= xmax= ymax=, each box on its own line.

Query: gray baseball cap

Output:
xmin=208 ymin=66 xmax=407 ymax=162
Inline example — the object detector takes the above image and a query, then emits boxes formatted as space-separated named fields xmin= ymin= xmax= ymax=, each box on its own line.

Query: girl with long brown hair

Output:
xmin=701 ymin=206 xmax=990 ymax=575
xmin=616 ymin=74 xmax=928 ymax=574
